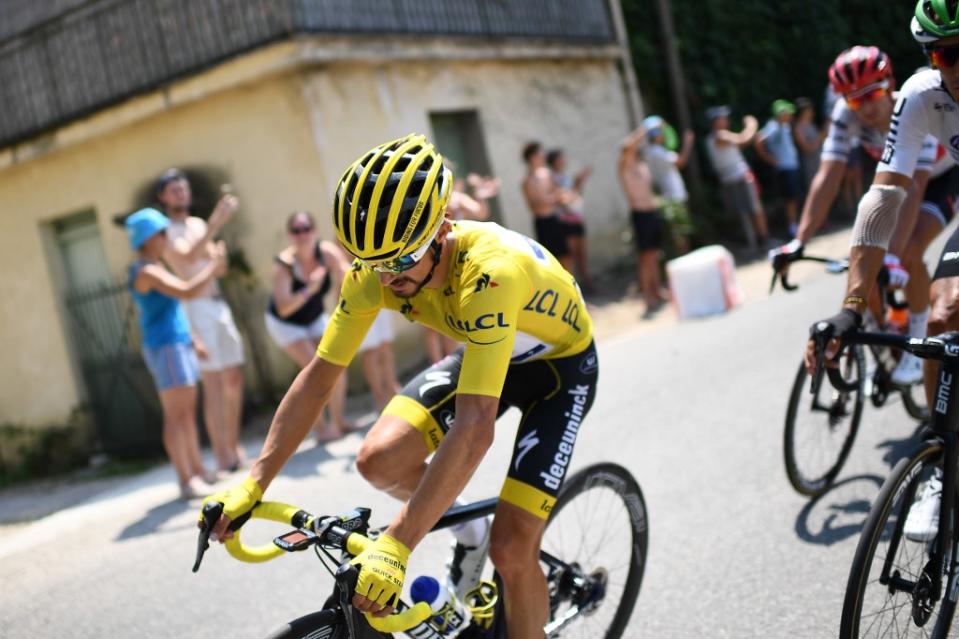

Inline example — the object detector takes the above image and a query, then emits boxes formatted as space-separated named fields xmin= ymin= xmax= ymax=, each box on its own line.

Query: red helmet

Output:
xmin=828 ymin=46 xmax=894 ymax=95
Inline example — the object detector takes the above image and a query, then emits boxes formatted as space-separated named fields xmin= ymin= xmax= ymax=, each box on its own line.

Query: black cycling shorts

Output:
xmin=922 ymin=164 xmax=959 ymax=227
xmin=534 ymin=214 xmax=571 ymax=259
xmin=381 ymin=341 xmax=599 ymax=520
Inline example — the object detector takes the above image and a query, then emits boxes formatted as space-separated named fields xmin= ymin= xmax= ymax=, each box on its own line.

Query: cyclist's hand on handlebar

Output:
xmin=350 ymin=534 xmax=411 ymax=617
xmin=883 ymin=253 xmax=910 ymax=289
xmin=768 ymin=239 xmax=804 ymax=274
xmin=199 ymin=476 xmax=263 ymax=542
xmin=804 ymin=308 xmax=863 ymax=375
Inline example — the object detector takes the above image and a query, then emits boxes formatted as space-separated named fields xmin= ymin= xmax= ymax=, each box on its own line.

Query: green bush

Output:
xmin=0 ymin=411 xmax=92 ymax=486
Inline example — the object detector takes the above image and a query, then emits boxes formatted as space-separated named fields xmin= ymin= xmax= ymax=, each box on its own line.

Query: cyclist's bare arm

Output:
xmin=795 ymin=160 xmax=847 ymax=244
xmin=385 ymin=393 xmax=499 ymax=550
xmin=889 ymin=169 xmax=931 ymax=257
xmin=209 ymin=357 xmax=345 ymax=540
xmin=803 ymin=170 xmax=912 ymax=373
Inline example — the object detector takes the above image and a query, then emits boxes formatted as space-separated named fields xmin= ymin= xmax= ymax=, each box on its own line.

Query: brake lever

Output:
xmin=780 ymin=270 xmax=799 ymax=292
xmin=193 ymin=501 xmax=223 ymax=573
xmin=335 ymin=562 xmax=361 ymax=638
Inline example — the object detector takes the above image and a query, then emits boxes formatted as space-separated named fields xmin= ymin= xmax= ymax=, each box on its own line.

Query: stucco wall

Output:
xmin=0 ymin=54 xmax=633 ymax=428
xmin=302 ymin=58 xmax=633 ymax=256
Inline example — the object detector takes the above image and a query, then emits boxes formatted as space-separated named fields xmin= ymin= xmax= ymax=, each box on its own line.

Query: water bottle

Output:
xmin=410 ymin=575 xmax=471 ymax=637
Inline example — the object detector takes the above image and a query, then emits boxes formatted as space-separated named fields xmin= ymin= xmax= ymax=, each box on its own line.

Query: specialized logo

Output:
xmin=438 ymin=410 xmax=455 ymax=429
xmin=445 ymin=312 xmax=510 ymax=333
xmin=474 ymin=273 xmax=498 ymax=292
xmin=514 ymin=430 xmax=540 ymax=471
xmin=539 ymin=385 xmax=590 ymax=490
xmin=943 ymin=251 xmax=959 ymax=262
xmin=418 ymin=371 xmax=453 ymax=397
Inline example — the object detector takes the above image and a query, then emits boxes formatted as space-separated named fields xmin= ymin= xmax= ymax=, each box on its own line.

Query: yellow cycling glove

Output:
xmin=199 ymin=476 xmax=263 ymax=527
xmin=350 ymin=534 xmax=411 ymax=608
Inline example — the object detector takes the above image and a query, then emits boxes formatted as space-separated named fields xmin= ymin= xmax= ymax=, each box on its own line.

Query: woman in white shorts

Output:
xmin=265 ymin=212 xmax=356 ymax=442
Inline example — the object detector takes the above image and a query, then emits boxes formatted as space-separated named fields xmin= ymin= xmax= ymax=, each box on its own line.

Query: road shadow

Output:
xmin=794 ymin=474 xmax=884 ymax=546
xmin=115 ymin=497 xmax=192 ymax=542
xmin=875 ymin=420 xmax=928 ymax=469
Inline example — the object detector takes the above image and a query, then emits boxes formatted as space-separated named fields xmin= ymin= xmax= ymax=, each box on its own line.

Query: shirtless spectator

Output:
xmin=620 ymin=125 xmax=669 ymax=313
xmin=704 ymin=105 xmax=769 ymax=250
xmin=156 ymin=169 xmax=246 ymax=474
xmin=521 ymin=141 xmax=573 ymax=271
xmin=548 ymin=148 xmax=594 ymax=291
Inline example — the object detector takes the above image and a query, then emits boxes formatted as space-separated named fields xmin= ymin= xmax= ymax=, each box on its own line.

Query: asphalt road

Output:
xmin=0 ymin=235 xmax=941 ymax=638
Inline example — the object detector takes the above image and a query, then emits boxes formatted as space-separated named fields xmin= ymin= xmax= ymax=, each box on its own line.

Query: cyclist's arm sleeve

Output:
xmin=878 ymin=92 xmax=932 ymax=179
xmin=820 ymin=100 xmax=857 ymax=164
xmin=316 ymin=263 xmax=381 ymax=365
xmin=455 ymin=264 xmax=526 ymax=398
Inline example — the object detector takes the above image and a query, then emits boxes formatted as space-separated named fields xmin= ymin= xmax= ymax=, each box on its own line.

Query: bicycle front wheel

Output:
xmin=840 ymin=440 xmax=959 ymax=638
xmin=540 ymin=462 xmax=648 ymax=638
xmin=783 ymin=345 xmax=865 ymax=497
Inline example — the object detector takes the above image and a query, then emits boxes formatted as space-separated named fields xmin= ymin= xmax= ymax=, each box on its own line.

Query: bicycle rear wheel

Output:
xmin=783 ymin=346 xmax=865 ymax=497
xmin=840 ymin=440 xmax=959 ymax=638
xmin=539 ymin=462 xmax=648 ymax=638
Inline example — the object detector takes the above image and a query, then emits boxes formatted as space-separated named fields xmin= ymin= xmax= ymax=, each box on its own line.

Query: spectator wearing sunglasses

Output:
xmin=125 ymin=208 xmax=227 ymax=499
xmin=265 ymin=211 xmax=360 ymax=443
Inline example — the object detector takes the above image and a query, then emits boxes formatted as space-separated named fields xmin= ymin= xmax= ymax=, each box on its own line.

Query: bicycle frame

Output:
xmin=826 ymin=331 xmax=959 ymax=607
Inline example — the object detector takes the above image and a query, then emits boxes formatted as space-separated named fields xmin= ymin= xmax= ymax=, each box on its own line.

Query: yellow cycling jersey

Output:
xmin=317 ymin=220 xmax=593 ymax=397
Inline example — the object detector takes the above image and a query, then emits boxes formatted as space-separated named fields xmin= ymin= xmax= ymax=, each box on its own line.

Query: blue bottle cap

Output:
xmin=410 ymin=575 xmax=440 ymax=604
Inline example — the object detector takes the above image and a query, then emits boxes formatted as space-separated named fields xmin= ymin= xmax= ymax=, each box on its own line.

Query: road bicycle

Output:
xmin=807 ymin=327 xmax=959 ymax=637
xmin=194 ymin=462 xmax=647 ymax=638
xmin=772 ymin=255 xmax=927 ymax=497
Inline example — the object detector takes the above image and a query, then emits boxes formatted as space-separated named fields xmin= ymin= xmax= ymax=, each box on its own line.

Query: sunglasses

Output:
xmin=289 ymin=225 xmax=314 ymax=235
xmin=927 ymin=44 xmax=959 ymax=69
xmin=364 ymin=225 xmax=441 ymax=274
xmin=844 ymin=84 xmax=890 ymax=111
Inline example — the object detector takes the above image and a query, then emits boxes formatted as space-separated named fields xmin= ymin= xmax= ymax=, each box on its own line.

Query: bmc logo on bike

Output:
xmin=936 ymin=371 xmax=953 ymax=415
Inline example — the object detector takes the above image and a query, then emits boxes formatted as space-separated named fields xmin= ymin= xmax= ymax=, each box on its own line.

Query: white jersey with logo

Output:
xmin=880 ymin=69 xmax=959 ymax=179
xmin=823 ymin=92 xmax=939 ymax=174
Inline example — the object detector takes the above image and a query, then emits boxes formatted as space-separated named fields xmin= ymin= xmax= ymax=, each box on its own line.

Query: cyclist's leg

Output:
xmin=901 ymin=207 xmax=942 ymax=314
xmin=488 ymin=502 xmax=549 ymax=638
xmin=925 ymin=187 xmax=959 ymax=405
xmin=355 ymin=351 xmax=464 ymax=499
xmin=493 ymin=341 xmax=599 ymax=636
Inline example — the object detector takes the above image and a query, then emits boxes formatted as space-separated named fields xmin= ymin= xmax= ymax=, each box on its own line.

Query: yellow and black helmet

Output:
xmin=333 ymin=134 xmax=452 ymax=263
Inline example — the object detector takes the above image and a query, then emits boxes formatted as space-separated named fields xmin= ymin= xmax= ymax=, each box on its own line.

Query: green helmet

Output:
xmin=914 ymin=0 xmax=959 ymax=42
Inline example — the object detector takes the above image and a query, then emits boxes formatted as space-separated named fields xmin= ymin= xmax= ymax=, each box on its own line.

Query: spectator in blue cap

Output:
xmin=125 ymin=207 xmax=227 ymax=499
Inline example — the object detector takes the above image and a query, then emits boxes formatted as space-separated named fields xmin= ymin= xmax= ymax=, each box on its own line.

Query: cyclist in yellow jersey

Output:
xmin=202 ymin=134 xmax=597 ymax=638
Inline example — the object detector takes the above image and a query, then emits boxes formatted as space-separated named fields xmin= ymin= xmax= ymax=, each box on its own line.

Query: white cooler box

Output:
xmin=666 ymin=245 xmax=743 ymax=319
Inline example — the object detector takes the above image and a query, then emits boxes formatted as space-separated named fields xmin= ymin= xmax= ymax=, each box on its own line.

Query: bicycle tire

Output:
xmin=840 ymin=440 xmax=959 ymax=638
xmin=489 ymin=462 xmax=648 ymax=638
xmin=783 ymin=346 xmax=865 ymax=497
